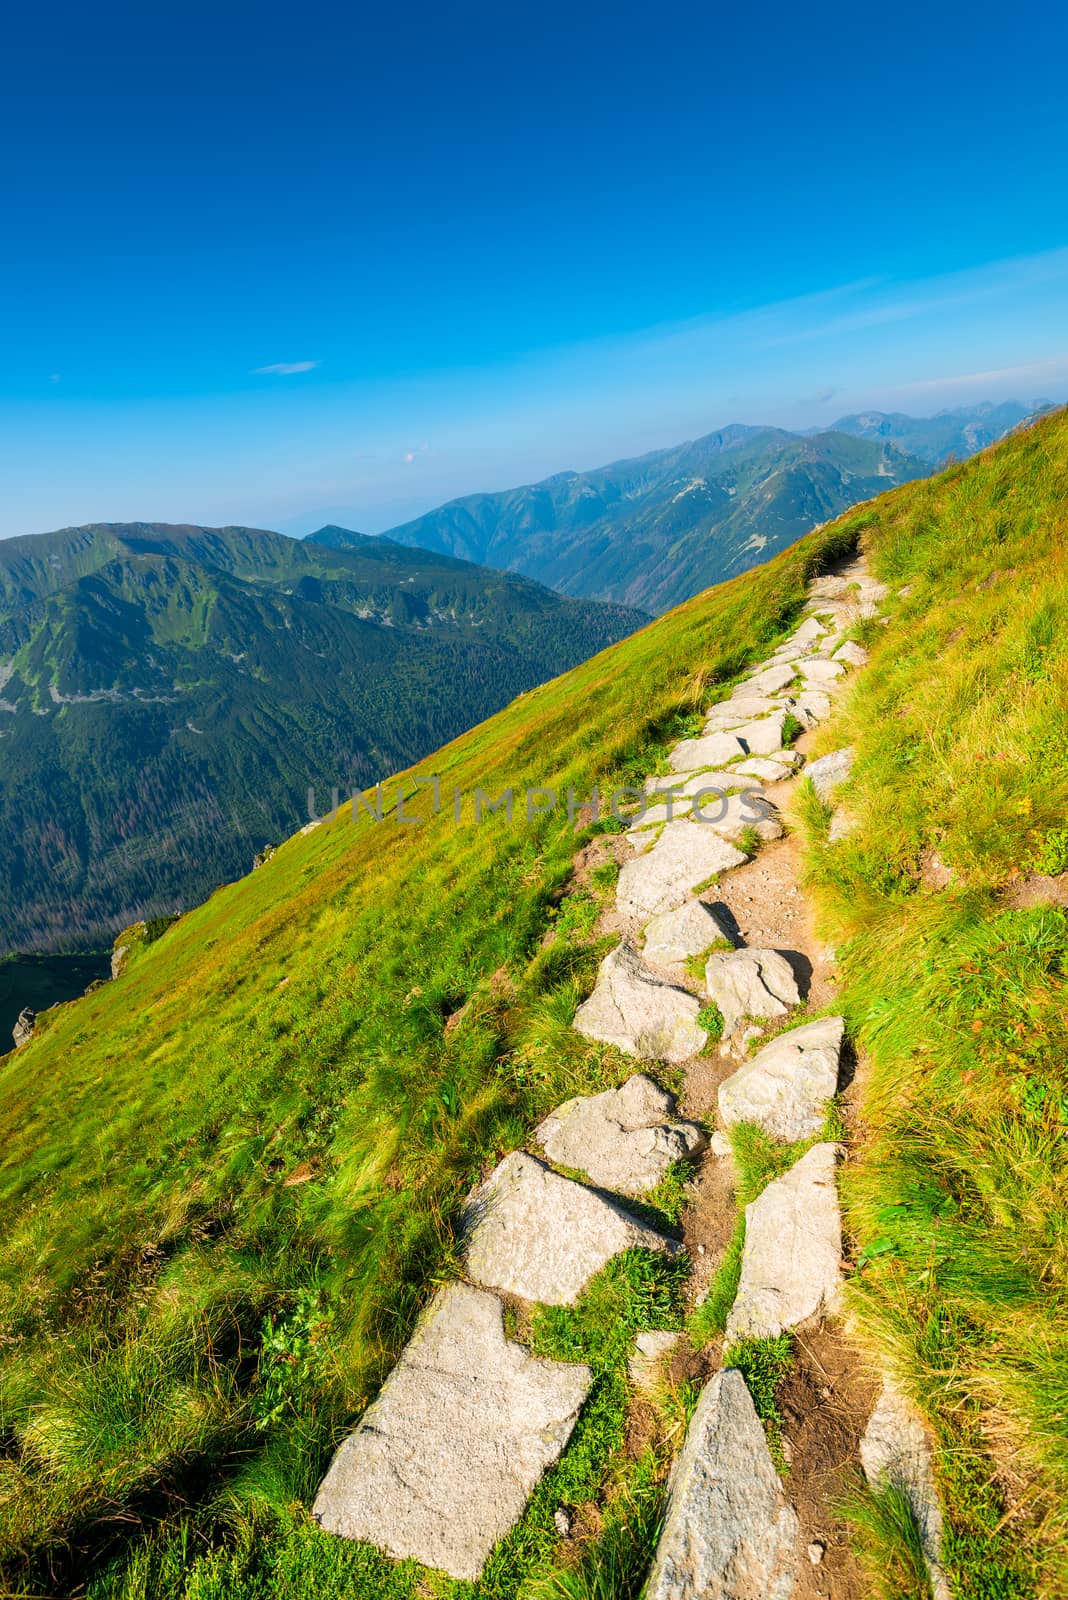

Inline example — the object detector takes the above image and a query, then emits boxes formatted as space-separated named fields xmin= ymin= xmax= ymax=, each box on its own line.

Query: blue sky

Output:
xmin=2 ymin=0 xmax=1067 ymax=539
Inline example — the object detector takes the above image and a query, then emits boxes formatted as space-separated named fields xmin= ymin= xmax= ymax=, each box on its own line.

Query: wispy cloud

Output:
xmin=903 ymin=355 xmax=1068 ymax=393
xmin=253 ymin=360 xmax=320 ymax=376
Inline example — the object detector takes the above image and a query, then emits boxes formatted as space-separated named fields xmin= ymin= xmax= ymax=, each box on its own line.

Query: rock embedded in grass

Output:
xmin=668 ymin=731 xmax=747 ymax=773
xmin=617 ymin=821 xmax=747 ymax=918
xmin=861 ymin=1380 xmax=951 ymax=1600
xmin=805 ymin=746 xmax=854 ymax=802
xmin=832 ymin=640 xmax=869 ymax=667
xmin=464 ymin=1150 xmax=676 ymax=1305
xmin=797 ymin=656 xmax=846 ymax=685
xmin=703 ymin=947 xmax=800 ymax=1034
xmin=573 ymin=941 xmax=707 ymax=1063
xmin=717 ymin=1016 xmax=844 ymax=1142
xmin=642 ymin=899 xmax=734 ymax=966
xmin=313 ymin=1282 xmax=592 ymax=1580
xmin=644 ymin=1366 xmax=799 ymax=1600
xmin=536 ymin=1072 xmax=705 ymax=1195
xmin=725 ymin=1141 xmax=842 ymax=1341
xmin=12 ymin=1008 xmax=36 ymax=1048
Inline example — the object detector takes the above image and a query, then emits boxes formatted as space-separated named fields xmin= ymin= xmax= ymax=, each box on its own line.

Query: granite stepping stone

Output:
xmin=725 ymin=1142 xmax=842 ymax=1341
xmin=464 ymin=1149 xmax=675 ymax=1304
xmin=573 ymin=941 xmax=706 ymax=1062
xmin=617 ymin=821 xmax=747 ymax=919
xmin=643 ymin=1367 xmax=799 ymax=1599
xmin=313 ymin=1283 xmax=592 ymax=1580
xmin=717 ymin=1016 xmax=844 ymax=1142
xmin=642 ymin=899 xmax=733 ymax=966
xmin=704 ymin=947 xmax=800 ymax=1034
xmin=537 ymin=1073 xmax=705 ymax=1195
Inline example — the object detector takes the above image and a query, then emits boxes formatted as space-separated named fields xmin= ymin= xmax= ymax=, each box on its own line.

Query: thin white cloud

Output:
xmin=253 ymin=360 xmax=320 ymax=376
xmin=904 ymin=354 xmax=1068 ymax=393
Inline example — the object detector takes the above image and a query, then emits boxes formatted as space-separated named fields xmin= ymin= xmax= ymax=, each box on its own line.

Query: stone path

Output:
xmin=313 ymin=553 xmax=950 ymax=1595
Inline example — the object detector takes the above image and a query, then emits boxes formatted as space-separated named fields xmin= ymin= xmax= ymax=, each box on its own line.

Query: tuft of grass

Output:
xmin=695 ymin=1003 xmax=724 ymax=1049
xmin=840 ymin=1482 xmax=932 ymax=1600
xmin=590 ymin=860 xmax=620 ymax=893
xmin=723 ymin=1332 xmax=794 ymax=1473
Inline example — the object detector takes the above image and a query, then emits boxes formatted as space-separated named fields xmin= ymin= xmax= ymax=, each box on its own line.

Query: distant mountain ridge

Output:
xmin=0 ymin=522 xmax=644 ymax=952
xmin=336 ymin=401 xmax=1053 ymax=612
xmin=823 ymin=398 xmax=1056 ymax=463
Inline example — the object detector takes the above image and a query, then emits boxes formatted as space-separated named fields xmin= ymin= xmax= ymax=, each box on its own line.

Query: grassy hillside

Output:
xmin=0 ymin=507 xmax=855 ymax=1596
xmin=794 ymin=407 xmax=1068 ymax=1595
xmin=0 ymin=408 xmax=1066 ymax=1596
xmin=0 ymin=523 xmax=643 ymax=953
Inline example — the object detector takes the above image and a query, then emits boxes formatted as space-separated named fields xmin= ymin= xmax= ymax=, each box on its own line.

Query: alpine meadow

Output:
xmin=1 ymin=407 xmax=1066 ymax=1598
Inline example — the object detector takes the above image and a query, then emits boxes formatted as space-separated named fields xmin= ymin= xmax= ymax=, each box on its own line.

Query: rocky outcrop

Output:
xmin=573 ymin=942 xmax=707 ymax=1063
xmin=536 ymin=1074 xmax=705 ymax=1195
xmin=12 ymin=1009 xmax=35 ymax=1048
xmin=717 ymin=1017 xmax=844 ymax=1142
xmin=313 ymin=1283 xmax=591 ymax=1580
xmin=644 ymin=1367 xmax=799 ymax=1599
xmin=726 ymin=1143 xmax=842 ymax=1342
xmin=464 ymin=1150 xmax=675 ymax=1305
xmin=704 ymin=948 xmax=800 ymax=1034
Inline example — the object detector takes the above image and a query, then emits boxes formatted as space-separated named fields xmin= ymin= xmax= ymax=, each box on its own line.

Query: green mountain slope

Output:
xmin=0 ymin=523 xmax=644 ymax=953
xmin=0 ymin=409 xmax=1066 ymax=1596
xmin=370 ymin=425 xmax=928 ymax=612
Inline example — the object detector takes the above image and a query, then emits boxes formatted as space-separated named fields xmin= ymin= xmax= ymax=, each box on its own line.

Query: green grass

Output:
xmin=795 ymin=406 xmax=1068 ymax=1594
xmin=722 ymin=1333 xmax=793 ymax=1472
xmin=0 ymin=510 xmax=860 ymax=1594
xmin=840 ymin=1482 xmax=932 ymax=1600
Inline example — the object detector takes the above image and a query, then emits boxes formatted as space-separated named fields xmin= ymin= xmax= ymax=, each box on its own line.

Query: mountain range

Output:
xmin=0 ymin=523 xmax=643 ymax=953
xmin=330 ymin=401 xmax=1053 ymax=612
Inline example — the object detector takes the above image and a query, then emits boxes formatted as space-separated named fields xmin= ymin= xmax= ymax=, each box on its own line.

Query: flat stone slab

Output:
xmin=704 ymin=948 xmax=800 ymax=1034
xmin=745 ymin=662 xmax=799 ymax=696
xmin=686 ymin=791 xmax=781 ymax=843
xmin=791 ymin=692 xmax=831 ymax=727
xmin=574 ymin=941 xmax=707 ymax=1062
xmin=465 ymin=1150 xmax=675 ymax=1304
xmin=703 ymin=695 xmax=781 ymax=730
xmin=313 ymin=1283 xmax=591 ymax=1580
xmin=732 ymin=711 xmax=787 ymax=756
xmin=618 ymin=821 xmax=747 ymax=918
xmin=726 ymin=1143 xmax=842 ymax=1342
xmin=668 ymin=731 xmax=746 ymax=773
xmin=861 ymin=1380 xmax=950 ymax=1600
xmin=643 ymin=899 xmax=733 ymax=966
xmin=806 ymin=746 xmax=854 ymax=803
xmin=797 ymin=657 xmax=845 ymax=684
xmin=644 ymin=1366 xmax=799 ymax=1599
xmin=537 ymin=1073 xmax=704 ymax=1195
xmin=832 ymin=640 xmax=869 ymax=667
xmin=790 ymin=615 xmax=828 ymax=647
xmin=718 ymin=1017 xmax=844 ymax=1142
xmin=735 ymin=756 xmax=795 ymax=783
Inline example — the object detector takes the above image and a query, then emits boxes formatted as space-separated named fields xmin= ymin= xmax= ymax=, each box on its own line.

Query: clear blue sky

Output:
xmin=3 ymin=0 xmax=1067 ymax=538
